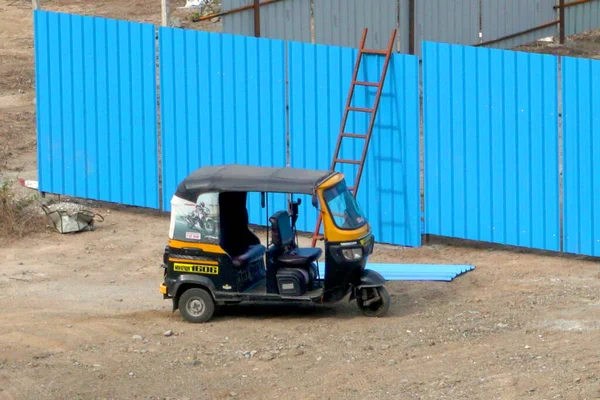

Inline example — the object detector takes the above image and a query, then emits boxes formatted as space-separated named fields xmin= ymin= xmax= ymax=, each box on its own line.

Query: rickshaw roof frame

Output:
xmin=175 ymin=164 xmax=340 ymax=200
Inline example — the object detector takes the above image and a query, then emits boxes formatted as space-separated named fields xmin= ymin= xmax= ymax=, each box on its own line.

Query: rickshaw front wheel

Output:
xmin=178 ymin=288 xmax=215 ymax=323
xmin=357 ymin=286 xmax=391 ymax=317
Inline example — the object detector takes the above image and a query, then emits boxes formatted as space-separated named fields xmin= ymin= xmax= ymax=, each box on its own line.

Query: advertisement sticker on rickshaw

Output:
xmin=169 ymin=193 xmax=220 ymax=243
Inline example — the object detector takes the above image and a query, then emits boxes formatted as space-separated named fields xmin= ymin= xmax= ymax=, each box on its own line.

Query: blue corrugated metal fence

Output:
xmin=562 ymin=56 xmax=600 ymax=257
xmin=158 ymin=28 xmax=288 ymax=224
xmin=33 ymin=10 xmax=600 ymax=257
xmin=34 ymin=11 xmax=159 ymax=209
xmin=288 ymin=41 xmax=421 ymax=247
xmin=423 ymin=42 xmax=560 ymax=251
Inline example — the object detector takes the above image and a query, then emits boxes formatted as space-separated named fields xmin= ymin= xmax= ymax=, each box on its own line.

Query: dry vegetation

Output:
xmin=0 ymin=177 xmax=49 ymax=241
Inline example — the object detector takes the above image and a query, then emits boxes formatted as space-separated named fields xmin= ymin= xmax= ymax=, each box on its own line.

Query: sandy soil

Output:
xmin=1 ymin=1 xmax=600 ymax=399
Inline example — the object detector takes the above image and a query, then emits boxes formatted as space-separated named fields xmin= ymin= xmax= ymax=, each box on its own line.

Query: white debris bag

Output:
xmin=41 ymin=204 xmax=104 ymax=234
xmin=185 ymin=0 xmax=209 ymax=7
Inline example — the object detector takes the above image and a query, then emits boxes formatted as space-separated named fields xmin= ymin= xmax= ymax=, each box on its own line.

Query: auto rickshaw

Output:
xmin=159 ymin=164 xmax=390 ymax=323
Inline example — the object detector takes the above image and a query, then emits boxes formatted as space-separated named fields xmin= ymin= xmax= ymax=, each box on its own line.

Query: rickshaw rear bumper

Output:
xmin=159 ymin=283 xmax=168 ymax=296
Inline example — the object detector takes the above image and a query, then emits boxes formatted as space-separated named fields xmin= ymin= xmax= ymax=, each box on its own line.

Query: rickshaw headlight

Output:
xmin=341 ymin=247 xmax=363 ymax=261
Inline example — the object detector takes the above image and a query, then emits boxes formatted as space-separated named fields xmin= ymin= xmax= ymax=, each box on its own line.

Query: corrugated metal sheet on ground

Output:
xmin=415 ymin=0 xmax=479 ymax=56
xmin=221 ymin=0 xmax=311 ymax=42
xmin=422 ymin=42 xmax=559 ymax=251
xmin=317 ymin=264 xmax=475 ymax=281
xmin=158 ymin=28 xmax=287 ymax=220
xmin=481 ymin=0 xmax=557 ymax=49
xmin=288 ymin=41 xmax=421 ymax=247
xmin=34 ymin=10 xmax=159 ymax=209
xmin=565 ymin=0 xmax=600 ymax=36
xmin=313 ymin=0 xmax=403 ymax=52
xmin=562 ymin=56 xmax=600 ymax=257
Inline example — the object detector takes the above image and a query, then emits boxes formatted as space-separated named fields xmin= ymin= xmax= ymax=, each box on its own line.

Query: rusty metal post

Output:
xmin=408 ymin=0 xmax=415 ymax=54
xmin=253 ymin=0 xmax=261 ymax=37
xmin=559 ymin=0 xmax=565 ymax=44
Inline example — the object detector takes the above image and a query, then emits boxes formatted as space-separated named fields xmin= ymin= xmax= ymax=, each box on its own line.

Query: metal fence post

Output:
xmin=559 ymin=0 xmax=565 ymax=43
xmin=254 ymin=0 xmax=261 ymax=37
xmin=409 ymin=0 xmax=415 ymax=54
xmin=162 ymin=0 xmax=169 ymax=27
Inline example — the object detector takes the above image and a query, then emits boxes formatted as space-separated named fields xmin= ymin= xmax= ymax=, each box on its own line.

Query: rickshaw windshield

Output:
xmin=323 ymin=181 xmax=367 ymax=230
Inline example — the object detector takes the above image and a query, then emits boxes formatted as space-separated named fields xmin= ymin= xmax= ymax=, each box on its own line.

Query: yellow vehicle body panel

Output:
xmin=316 ymin=173 xmax=371 ymax=243
xmin=168 ymin=239 xmax=226 ymax=255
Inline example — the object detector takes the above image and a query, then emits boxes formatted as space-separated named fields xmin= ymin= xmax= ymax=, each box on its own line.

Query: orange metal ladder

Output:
xmin=311 ymin=28 xmax=397 ymax=247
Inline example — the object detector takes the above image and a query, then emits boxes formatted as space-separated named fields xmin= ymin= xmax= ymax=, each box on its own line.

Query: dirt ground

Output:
xmin=1 ymin=1 xmax=600 ymax=399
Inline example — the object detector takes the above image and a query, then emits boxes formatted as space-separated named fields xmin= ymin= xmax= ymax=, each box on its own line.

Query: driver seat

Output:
xmin=269 ymin=210 xmax=322 ymax=266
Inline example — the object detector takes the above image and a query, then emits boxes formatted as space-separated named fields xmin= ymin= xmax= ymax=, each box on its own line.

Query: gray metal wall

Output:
xmin=222 ymin=0 xmax=600 ymax=55
xmin=481 ymin=0 xmax=557 ymax=49
xmin=415 ymin=0 xmax=479 ymax=56
xmin=221 ymin=0 xmax=311 ymax=42
xmin=313 ymin=0 xmax=403 ymax=51
xmin=565 ymin=0 xmax=600 ymax=36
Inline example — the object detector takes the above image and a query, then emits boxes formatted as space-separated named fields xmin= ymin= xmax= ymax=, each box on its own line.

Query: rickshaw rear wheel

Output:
xmin=357 ymin=286 xmax=391 ymax=317
xmin=178 ymin=288 xmax=215 ymax=323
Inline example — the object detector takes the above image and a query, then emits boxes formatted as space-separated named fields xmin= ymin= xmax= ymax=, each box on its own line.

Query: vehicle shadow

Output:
xmin=211 ymin=287 xmax=417 ymax=322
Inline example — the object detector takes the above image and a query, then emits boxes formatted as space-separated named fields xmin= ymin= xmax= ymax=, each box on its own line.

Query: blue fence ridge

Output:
xmin=562 ymin=56 xmax=600 ymax=257
xmin=422 ymin=41 xmax=559 ymax=252
xmin=34 ymin=10 xmax=159 ymax=209
xmin=158 ymin=27 xmax=288 ymax=223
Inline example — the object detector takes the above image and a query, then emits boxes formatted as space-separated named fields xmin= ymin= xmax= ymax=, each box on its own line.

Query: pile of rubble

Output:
xmin=184 ymin=0 xmax=221 ymax=16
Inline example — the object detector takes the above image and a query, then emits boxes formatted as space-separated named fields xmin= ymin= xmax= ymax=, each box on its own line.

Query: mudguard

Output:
xmin=358 ymin=269 xmax=386 ymax=287
xmin=349 ymin=269 xmax=386 ymax=301
xmin=166 ymin=274 xmax=217 ymax=311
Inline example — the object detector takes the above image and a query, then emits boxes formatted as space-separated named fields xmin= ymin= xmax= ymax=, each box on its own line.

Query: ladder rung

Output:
xmin=348 ymin=107 xmax=374 ymax=113
xmin=361 ymin=49 xmax=387 ymax=55
xmin=354 ymin=81 xmax=379 ymax=87
xmin=334 ymin=159 xmax=361 ymax=165
xmin=341 ymin=133 xmax=368 ymax=139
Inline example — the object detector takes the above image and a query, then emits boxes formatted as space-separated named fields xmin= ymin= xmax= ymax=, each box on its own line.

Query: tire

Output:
xmin=356 ymin=286 xmax=391 ymax=317
xmin=178 ymin=288 xmax=215 ymax=323
xmin=204 ymin=218 xmax=216 ymax=234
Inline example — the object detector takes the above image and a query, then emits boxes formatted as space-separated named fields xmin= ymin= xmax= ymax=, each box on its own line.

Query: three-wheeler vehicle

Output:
xmin=159 ymin=164 xmax=390 ymax=323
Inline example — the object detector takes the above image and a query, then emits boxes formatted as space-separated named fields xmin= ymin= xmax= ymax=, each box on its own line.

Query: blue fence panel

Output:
xmin=563 ymin=57 xmax=600 ymax=257
xmin=423 ymin=42 xmax=559 ymax=251
xmin=288 ymin=41 xmax=421 ymax=247
xmin=34 ymin=11 xmax=159 ymax=209
xmin=159 ymin=28 xmax=287 ymax=223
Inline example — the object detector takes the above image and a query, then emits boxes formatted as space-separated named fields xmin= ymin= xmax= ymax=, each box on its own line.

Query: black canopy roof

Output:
xmin=175 ymin=164 xmax=338 ymax=199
